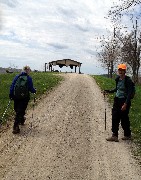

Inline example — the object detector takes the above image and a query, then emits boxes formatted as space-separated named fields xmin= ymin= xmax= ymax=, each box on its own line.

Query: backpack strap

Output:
xmin=115 ymin=75 xmax=120 ymax=89
xmin=15 ymin=73 xmax=23 ymax=82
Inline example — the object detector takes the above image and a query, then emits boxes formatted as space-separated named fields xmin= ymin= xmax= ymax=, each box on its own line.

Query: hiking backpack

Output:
xmin=14 ymin=75 xmax=29 ymax=99
xmin=116 ymin=76 xmax=135 ymax=99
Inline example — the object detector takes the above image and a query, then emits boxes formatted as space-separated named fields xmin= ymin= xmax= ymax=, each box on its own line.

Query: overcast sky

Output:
xmin=0 ymin=0 xmax=122 ymax=74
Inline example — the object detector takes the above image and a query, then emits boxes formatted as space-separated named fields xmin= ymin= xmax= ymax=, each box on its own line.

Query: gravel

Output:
xmin=0 ymin=73 xmax=141 ymax=180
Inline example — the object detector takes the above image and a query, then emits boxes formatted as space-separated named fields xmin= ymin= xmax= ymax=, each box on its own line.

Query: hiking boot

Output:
xmin=122 ymin=136 xmax=131 ymax=140
xmin=106 ymin=135 xmax=119 ymax=142
xmin=12 ymin=126 xmax=20 ymax=134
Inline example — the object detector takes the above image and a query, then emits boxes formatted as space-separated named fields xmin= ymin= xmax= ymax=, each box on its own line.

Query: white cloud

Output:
xmin=0 ymin=0 xmax=124 ymax=74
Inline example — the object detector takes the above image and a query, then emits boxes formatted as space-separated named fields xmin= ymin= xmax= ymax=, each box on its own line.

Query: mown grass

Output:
xmin=92 ymin=75 xmax=141 ymax=154
xmin=0 ymin=72 xmax=64 ymax=124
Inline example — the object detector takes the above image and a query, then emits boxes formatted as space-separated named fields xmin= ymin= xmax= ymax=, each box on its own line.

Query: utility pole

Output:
xmin=114 ymin=27 xmax=116 ymax=38
xmin=110 ymin=27 xmax=116 ymax=78
xmin=133 ymin=19 xmax=139 ymax=83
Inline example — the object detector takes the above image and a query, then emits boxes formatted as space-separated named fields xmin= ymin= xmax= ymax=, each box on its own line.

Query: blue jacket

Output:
xmin=10 ymin=72 xmax=36 ymax=96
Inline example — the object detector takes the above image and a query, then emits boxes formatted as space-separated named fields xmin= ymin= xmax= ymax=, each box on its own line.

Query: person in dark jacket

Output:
xmin=104 ymin=64 xmax=133 ymax=142
xmin=9 ymin=66 xmax=36 ymax=134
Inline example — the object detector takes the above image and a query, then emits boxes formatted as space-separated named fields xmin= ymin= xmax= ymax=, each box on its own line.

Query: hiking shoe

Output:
xmin=106 ymin=136 xmax=119 ymax=142
xmin=12 ymin=126 xmax=20 ymax=134
xmin=122 ymin=136 xmax=131 ymax=140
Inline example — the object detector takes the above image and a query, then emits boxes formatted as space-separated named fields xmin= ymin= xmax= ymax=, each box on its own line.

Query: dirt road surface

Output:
xmin=0 ymin=73 xmax=141 ymax=180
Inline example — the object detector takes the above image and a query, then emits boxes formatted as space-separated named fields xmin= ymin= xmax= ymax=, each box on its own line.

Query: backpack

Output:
xmin=14 ymin=75 xmax=29 ymax=99
xmin=116 ymin=76 xmax=135 ymax=99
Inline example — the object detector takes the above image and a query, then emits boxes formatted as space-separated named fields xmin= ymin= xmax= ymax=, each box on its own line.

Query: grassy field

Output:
xmin=92 ymin=75 xmax=141 ymax=154
xmin=0 ymin=72 xmax=64 ymax=124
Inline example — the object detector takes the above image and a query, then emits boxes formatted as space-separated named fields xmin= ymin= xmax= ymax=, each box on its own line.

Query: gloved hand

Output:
xmin=9 ymin=94 xmax=14 ymax=100
xmin=103 ymin=90 xmax=110 ymax=95
xmin=104 ymin=90 xmax=110 ymax=93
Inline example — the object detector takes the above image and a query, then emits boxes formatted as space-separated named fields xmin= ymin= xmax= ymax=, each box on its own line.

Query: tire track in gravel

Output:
xmin=0 ymin=73 xmax=141 ymax=180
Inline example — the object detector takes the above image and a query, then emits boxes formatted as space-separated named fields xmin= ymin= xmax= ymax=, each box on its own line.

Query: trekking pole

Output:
xmin=0 ymin=100 xmax=11 ymax=127
xmin=104 ymin=92 xmax=106 ymax=130
xmin=32 ymin=94 xmax=36 ymax=119
xmin=30 ymin=94 xmax=36 ymax=129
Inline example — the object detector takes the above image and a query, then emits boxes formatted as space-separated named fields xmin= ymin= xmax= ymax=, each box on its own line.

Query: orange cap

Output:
xmin=118 ymin=64 xmax=126 ymax=70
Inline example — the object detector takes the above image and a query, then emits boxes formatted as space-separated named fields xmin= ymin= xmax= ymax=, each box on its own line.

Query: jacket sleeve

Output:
xmin=108 ymin=88 xmax=117 ymax=93
xmin=9 ymin=75 xmax=19 ymax=95
xmin=27 ymin=76 xmax=36 ymax=93
xmin=125 ymin=78 xmax=133 ymax=104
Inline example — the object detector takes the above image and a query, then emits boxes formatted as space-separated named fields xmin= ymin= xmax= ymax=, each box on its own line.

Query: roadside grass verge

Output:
xmin=92 ymin=75 xmax=141 ymax=155
xmin=0 ymin=72 xmax=64 ymax=125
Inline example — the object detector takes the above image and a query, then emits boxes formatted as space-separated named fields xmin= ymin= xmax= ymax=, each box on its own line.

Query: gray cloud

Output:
xmin=74 ymin=24 xmax=89 ymax=32
xmin=0 ymin=0 xmax=118 ymax=74
xmin=0 ymin=0 xmax=18 ymax=8
xmin=84 ymin=49 xmax=97 ymax=56
xmin=0 ymin=8 xmax=2 ymax=30
xmin=0 ymin=31 xmax=22 ymax=43
xmin=48 ymin=42 xmax=68 ymax=50
xmin=57 ymin=6 xmax=77 ymax=19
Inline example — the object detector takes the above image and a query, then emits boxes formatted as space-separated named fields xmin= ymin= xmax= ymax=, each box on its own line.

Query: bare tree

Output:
xmin=121 ymin=28 xmax=141 ymax=82
xmin=107 ymin=1 xmax=141 ymax=82
xmin=98 ymin=36 xmax=120 ymax=78
xmin=108 ymin=0 xmax=141 ymax=22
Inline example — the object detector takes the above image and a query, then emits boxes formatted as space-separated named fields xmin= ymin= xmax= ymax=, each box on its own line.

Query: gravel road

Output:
xmin=0 ymin=73 xmax=141 ymax=180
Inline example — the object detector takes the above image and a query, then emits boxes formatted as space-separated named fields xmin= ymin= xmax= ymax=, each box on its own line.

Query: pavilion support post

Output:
xmin=45 ymin=63 xmax=47 ymax=72
xmin=79 ymin=67 xmax=81 ymax=74
xmin=49 ymin=64 xmax=53 ymax=72
xmin=75 ymin=66 xmax=76 ymax=73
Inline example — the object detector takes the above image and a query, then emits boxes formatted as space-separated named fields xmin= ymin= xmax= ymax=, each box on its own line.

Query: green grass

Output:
xmin=0 ymin=72 xmax=64 ymax=124
xmin=92 ymin=75 xmax=141 ymax=153
xmin=92 ymin=75 xmax=116 ymax=104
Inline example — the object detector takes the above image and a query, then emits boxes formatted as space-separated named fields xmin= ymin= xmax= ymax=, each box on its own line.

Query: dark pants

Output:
xmin=112 ymin=97 xmax=131 ymax=137
xmin=14 ymin=98 xmax=29 ymax=127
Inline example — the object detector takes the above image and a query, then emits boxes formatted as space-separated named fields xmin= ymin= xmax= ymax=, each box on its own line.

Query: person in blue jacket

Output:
xmin=9 ymin=66 xmax=36 ymax=134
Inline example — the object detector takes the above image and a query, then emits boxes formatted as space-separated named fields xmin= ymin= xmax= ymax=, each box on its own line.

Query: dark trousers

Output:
xmin=14 ymin=98 xmax=29 ymax=127
xmin=112 ymin=97 xmax=131 ymax=137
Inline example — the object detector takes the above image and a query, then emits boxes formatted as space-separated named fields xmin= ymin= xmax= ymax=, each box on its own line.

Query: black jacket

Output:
xmin=108 ymin=75 xmax=133 ymax=104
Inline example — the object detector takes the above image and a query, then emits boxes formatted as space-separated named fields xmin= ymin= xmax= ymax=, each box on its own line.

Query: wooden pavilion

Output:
xmin=45 ymin=59 xmax=82 ymax=73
